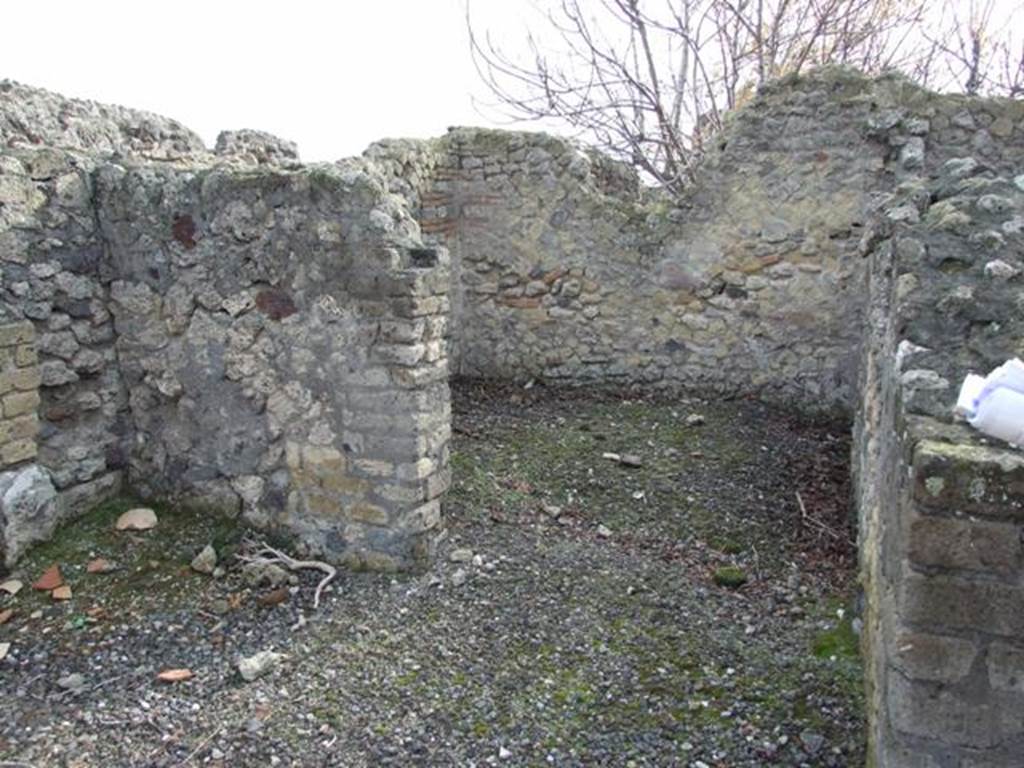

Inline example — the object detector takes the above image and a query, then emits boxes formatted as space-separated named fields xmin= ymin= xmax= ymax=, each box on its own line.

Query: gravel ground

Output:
xmin=0 ymin=381 xmax=864 ymax=767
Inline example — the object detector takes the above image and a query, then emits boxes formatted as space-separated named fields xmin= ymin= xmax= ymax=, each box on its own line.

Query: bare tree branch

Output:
xmin=468 ymin=0 xmax=1022 ymax=193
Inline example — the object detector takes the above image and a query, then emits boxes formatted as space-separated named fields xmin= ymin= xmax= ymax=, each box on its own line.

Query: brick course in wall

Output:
xmin=0 ymin=321 xmax=40 ymax=467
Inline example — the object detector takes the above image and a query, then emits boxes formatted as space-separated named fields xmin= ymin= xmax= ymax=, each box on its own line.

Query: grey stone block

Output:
xmin=0 ymin=463 xmax=57 ymax=566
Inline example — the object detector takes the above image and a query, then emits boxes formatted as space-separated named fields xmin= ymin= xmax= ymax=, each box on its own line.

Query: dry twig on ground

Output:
xmin=236 ymin=541 xmax=337 ymax=610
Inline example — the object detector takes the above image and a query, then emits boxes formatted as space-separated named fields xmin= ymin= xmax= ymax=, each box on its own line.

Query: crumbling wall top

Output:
xmin=0 ymin=79 xmax=206 ymax=160
xmin=215 ymin=129 xmax=301 ymax=166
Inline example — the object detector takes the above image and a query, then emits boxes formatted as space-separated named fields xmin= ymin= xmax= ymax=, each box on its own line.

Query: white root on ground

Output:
xmin=236 ymin=541 xmax=337 ymax=610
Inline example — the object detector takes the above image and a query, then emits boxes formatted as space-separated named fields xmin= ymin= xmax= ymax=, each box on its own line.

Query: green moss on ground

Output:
xmin=812 ymin=602 xmax=861 ymax=662
xmin=12 ymin=496 xmax=243 ymax=614
xmin=712 ymin=565 xmax=748 ymax=588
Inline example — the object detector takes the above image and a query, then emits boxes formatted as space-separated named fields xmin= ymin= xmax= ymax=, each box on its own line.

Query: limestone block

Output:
xmin=0 ymin=321 xmax=35 ymax=347
xmin=57 ymin=470 xmax=122 ymax=518
xmin=0 ymin=464 xmax=58 ymax=566
xmin=349 ymin=502 xmax=389 ymax=525
xmin=0 ymin=414 xmax=38 ymax=443
xmin=900 ymin=137 xmax=926 ymax=169
xmin=38 ymin=360 xmax=77 ymax=387
xmin=14 ymin=344 xmax=37 ymax=367
xmin=1 ymin=389 xmax=39 ymax=418
xmin=913 ymin=440 xmax=1024 ymax=521
xmin=986 ymin=642 xmax=1024 ymax=693
xmin=899 ymin=571 xmax=1024 ymax=637
xmin=908 ymin=513 xmax=1021 ymax=576
xmin=351 ymin=458 xmax=394 ymax=478
xmin=890 ymin=631 xmax=978 ymax=684
xmin=398 ymin=499 xmax=441 ymax=533
xmin=888 ymin=675 xmax=1023 ymax=749
xmin=1 ymin=439 xmax=36 ymax=465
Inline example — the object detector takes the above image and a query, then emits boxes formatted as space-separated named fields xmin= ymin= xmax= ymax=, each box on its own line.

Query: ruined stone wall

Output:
xmin=1 ymin=79 xmax=205 ymax=160
xmin=371 ymin=71 xmax=895 ymax=410
xmin=0 ymin=145 xmax=129 ymax=531
xmin=362 ymin=69 xmax=1024 ymax=764
xmin=854 ymin=89 xmax=1024 ymax=766
xmin=95 ymin=159 xmax=450 ymax=569
xmin=3 ymin=72 xmax=1024 ymax=762
xmin=0 ymin=142 xmax=129 ymax=566
xmin=0 ymin=83 xmax=451 ymax=571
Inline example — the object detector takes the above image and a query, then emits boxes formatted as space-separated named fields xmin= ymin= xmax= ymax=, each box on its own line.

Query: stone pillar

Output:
xmin=326 ymin=245 xmax=452 ymax=571
xmin=0 ymin=320 xmax=58 ymax=567
xmin=878 ymin=435 xmax=1024 ymax=766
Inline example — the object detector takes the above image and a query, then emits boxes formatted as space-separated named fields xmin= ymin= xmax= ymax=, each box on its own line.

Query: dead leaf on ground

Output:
xmin=51 ymin=585 xmax=72 ymax=601
xmin=156 ymin=668 xmax=194 ymax=683
xmin=0 ymin=642 xmax=9 ymax=661
xmin=228 ymin=593 xmax=243 ymax=610
xmin=86 ymin=606 xmax=109 ymax=620
xmin=502 ymin=478 xmax=533 ymax=494
xmin=115 ymin=507 xmax=158 ymax=531
xmin=258 ymin=588 xmax=289 ymax=607
xmin=32 ymin=565 xmax=63 ymax=591
xmin=0 ymin=608 xmax=13 ymax=625
xmin=86 ymin=558 xmax=116 ymax=574
xmin=0 ymin=579 xmax=23 ymax=596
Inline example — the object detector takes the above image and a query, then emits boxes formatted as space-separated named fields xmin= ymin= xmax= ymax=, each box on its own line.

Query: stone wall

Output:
xmin=854 ymin=87 xmax=1024 ymax=766
xmin=365 ymin=69 xmax=1024 ymax=765
xmin=0 ymin=84 xmax=451 ymax=571
xmin=96 ymin=159 xmax=450 ymax=569
xmin=370 ymin=70 xmax=895 ymax=410
xmin=0 ymin=143 xmax=128 ymax=529
xmin=3 ymin=71 xmax=1024 ymax=763
xmin=1 ymin=79 xmax=205 ymax=160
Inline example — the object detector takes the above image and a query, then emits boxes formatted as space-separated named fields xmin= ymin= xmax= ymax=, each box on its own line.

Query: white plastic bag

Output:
xmin=955 ymin=358 xmax=1024 ymax=447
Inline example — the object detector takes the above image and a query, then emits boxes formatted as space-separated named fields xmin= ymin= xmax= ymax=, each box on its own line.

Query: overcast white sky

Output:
xmin=4 ymin=1 xmax=1021 ymax=163
xmin=1 ymin=0 xmax=523 ymax=161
